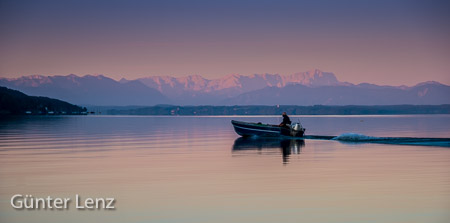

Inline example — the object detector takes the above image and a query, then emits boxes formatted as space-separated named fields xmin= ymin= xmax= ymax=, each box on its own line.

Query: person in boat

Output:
xmin=279 ymin=112 xmax=291 ymax=127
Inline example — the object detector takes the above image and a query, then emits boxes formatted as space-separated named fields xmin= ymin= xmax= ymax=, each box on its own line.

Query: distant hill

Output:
xmin=1 ymin=70 xmax=449 ymax=106
xmin=0 ymin=74 xmax=170 ymax=106
xmin=0 ymin=86 xmax=86 ymax=115
xmin=223 ymin=82 xmax=450 ymax=105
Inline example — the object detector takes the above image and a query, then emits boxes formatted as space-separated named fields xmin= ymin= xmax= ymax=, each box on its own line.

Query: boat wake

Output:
xmin=304 ymin=133 xmax=450 ymax=147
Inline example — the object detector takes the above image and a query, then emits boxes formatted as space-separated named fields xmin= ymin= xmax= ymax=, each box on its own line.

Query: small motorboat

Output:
xmin=231 ymin=120 xmax=305 ymax=137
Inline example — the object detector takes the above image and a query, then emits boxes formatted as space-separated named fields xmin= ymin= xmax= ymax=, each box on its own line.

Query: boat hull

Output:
xmin=231 ymin=120 xmax=304 ymax=137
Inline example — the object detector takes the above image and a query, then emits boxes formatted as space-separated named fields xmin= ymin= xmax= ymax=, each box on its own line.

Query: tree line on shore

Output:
xmin=103 ymin=104 xmax=450 ymax=115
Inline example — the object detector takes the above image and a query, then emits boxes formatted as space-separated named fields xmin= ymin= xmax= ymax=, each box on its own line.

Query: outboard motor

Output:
xmin=290 ymin=122 xmax=305 ymax=137
xmin=292 ymin=123 xmax=300 ymax=131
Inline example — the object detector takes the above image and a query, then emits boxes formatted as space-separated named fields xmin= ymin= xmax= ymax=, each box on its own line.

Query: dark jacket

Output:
xmin=281 ymin=115 xmax=291 ymax=126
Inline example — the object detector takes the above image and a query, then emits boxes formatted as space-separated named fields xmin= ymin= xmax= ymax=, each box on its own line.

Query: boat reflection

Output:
xmin=232 ymin=137 xmax=305 ymax=164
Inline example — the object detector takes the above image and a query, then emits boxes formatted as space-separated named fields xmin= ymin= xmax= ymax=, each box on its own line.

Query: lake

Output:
xmin=0 ymin=115 xmax=449 ymax=223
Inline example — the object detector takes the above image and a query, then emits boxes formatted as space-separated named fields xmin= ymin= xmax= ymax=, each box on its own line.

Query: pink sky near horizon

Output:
xmin=0 ymin=0 xmax=449 ymax=86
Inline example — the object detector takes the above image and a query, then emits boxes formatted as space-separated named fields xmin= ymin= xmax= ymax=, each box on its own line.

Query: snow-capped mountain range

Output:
xmin=1 ymin=69 xmax=449 ymax=106
xmin=127 ymin=69 xmax=342 ymax=94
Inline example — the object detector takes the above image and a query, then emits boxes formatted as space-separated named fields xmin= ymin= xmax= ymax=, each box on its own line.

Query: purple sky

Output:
xmin=0 ymin=0 xmax=449 ymax=85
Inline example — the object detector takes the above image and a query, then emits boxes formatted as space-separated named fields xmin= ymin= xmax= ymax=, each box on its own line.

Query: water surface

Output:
xmin=0 ymin=115 xmax=449 ymax=223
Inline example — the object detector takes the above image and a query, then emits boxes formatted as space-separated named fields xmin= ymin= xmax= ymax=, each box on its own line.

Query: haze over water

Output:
xmin=0 ymin=115 xmax=449 ymax=223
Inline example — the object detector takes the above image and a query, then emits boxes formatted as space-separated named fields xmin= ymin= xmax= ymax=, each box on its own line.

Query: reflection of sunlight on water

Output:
xmin=0 ymin=115 xmax=449 ymax=223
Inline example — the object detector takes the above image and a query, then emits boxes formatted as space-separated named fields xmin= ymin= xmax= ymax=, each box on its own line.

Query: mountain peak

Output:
xmin=119 ymin=78 xmax=130 ymax=83
xmin=285 ymin=69 xmax=339 ymax=86
xmin=308 ymin=68 xmax=324 ymax=75
xmin=3 ymin=74 xmax=52 ymax=86
xmin=3 ymin=74 xmax=47 ymax=81
xmin=83 ymin=74 xmax=108 ymax=79
xmin=223 ymin=73 xmax=242 ymax=79
xmin=413 ymin=81 xmax=445 ymax=87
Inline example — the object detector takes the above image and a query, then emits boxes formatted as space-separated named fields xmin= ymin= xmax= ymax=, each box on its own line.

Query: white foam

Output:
xmin=332 ymin=133 xmax=382 ymax=141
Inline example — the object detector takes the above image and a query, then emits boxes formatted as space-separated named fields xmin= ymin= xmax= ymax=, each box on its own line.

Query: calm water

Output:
xmin=0 ymin=115 xmax=449 ymax=223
